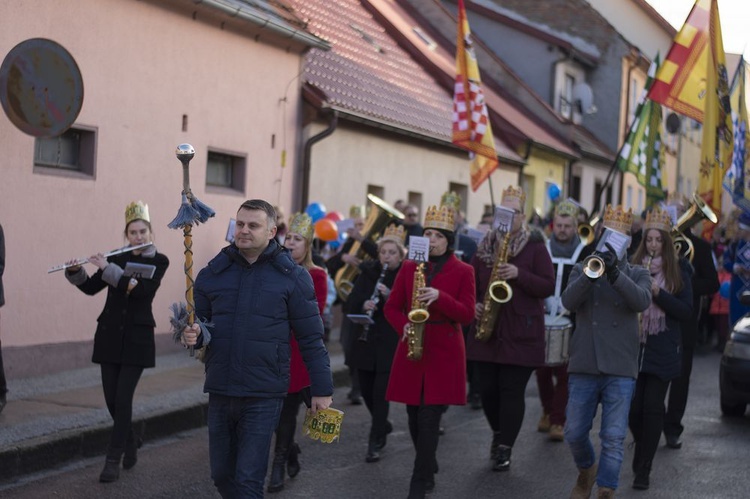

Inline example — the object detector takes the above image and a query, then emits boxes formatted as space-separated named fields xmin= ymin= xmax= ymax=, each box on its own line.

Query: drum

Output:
xmin=544 ymin=315 xmax=572 ymax=366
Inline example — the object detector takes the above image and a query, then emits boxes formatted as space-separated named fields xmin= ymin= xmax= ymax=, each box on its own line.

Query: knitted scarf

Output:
xmin=640 ymin=255 xmax=667 ymax=341
xmin=476 ymin=224 xmax=530 ymax=266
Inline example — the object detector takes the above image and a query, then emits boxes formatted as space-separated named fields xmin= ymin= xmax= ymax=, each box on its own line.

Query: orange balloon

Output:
xmin=315 ymin=219 xmax=339 ymax=242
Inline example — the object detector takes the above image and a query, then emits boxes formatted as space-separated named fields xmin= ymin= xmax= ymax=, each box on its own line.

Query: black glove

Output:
xmin=601 ymin=243 xmax=620 ymax=284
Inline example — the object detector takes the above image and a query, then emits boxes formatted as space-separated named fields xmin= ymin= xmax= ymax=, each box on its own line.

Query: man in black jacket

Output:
xmin=664 ymin=215 xmax=719 ymax=449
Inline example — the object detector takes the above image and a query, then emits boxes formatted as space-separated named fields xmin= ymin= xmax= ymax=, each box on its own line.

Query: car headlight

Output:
xmin=724 ymin=339 xmax=750 ymax=360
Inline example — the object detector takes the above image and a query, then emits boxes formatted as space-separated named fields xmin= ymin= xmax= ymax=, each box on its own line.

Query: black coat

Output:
xmin=73 ymin=251 xmax=169 ymax=367
xmin=679 ymin=232 xmax=719 ymax=348
xmin=348 ymin=260 xmax=400 ymax=372
xmin=639 ymin=259 xmax=693 ymax=381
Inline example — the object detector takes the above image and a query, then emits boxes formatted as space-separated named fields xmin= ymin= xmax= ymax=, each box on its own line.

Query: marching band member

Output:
xmin=267 ymin=213 xmax=329 ymax=493
xmin=348 ymin=224 xmax=407 ymax=463
xmin=628 ymin=207 xmax=692 ymax=490
xmin=64 ymin=201 xmax=169 ymax=483
xmin=536 ymin=199 xmax=587 ymax=441
xmin=466 ymin=186 xmax=555 ymax=471
xmin=562 ymin=204 xmax=651 ymax=499
xmin=384 ymin=205 xmax=475 ymax=499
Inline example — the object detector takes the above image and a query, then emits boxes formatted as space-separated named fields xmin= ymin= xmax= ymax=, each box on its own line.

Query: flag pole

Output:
xmin=488 ymin=174 xmax=496 ymax=207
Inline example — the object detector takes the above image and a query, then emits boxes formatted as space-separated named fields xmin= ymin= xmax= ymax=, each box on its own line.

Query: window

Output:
xmin=207 ymin=150 xmax=245 ymax=192
xmin=626 ymin=185 xmax=633 ymax=210
xmin=367 ymin=184 xmax=384 ymax=200
xmin=570 ymin=175 xmax=581 ymax=202
xmin=560 ymin=74 xmax=575 ymax=119
xmin=629 ymin=77 xmax=639 ymax=126
xmin=34 ymin=126 xmax=96 ymax=176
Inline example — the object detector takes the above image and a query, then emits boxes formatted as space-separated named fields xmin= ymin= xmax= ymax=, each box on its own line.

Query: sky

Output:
xmin=645 ymin=0 xmax=750 ymax=56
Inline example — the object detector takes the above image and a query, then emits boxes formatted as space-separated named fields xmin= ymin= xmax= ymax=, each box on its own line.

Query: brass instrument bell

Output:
xmin=582 ymin=254 xmax=606 ymax=279
xmin=578 ymin=214 xmax=601 ymax=246
xmin=671 ymin=193 xmax=718 ymax=262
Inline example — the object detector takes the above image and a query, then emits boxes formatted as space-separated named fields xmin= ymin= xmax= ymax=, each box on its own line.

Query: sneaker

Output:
xmin=549 ymin=424 xmax=564 ymax=442
xmin=537 ymin=413 xmax=551 ymax=433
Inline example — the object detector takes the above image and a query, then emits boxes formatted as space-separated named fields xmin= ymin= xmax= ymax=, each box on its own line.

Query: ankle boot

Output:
xmin=570 ymin=463 xmax=597 ymax=499
xmin=365 ymin=438 xmax=381 ymax=463
xmin=287 ymin=442 xmax=301 ymax=478
xmin=490 ymin=431 xmax=502 ymax=460
xmin=492 ymin=445 xmax=511 ymax=471
xmin=597 ymin=487 xmax=615 ymax=498
xmin=267 ymin=454 xmax=286 ymax=493
xmin=99 ymin=446 xmax=123 ymax=483
xmin=123 ymin=434 xmax=143 ymax=470
xmin=632 ymin=460 xmax=651 ymax=490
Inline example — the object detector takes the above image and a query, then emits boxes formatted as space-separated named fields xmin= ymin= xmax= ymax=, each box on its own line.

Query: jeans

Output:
xmin=208 ymin=394 xmax=284 ymax=499
xmin=565 ymin=373 xmax=635 ymax=490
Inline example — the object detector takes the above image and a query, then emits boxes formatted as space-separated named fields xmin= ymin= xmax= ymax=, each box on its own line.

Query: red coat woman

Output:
xmin=384 ymin=205 xmax=475 ymax=499
xmin=269 ymin=212 xmax=328 ymax=493
xmin=288 ymin=266 xmax=327 ymax=393
xmin=385 ymin=257 xmax=476 ymax=405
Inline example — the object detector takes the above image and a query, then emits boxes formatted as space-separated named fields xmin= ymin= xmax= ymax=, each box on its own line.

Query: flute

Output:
xmin=48 ymin=242 xmax=154 ymax=274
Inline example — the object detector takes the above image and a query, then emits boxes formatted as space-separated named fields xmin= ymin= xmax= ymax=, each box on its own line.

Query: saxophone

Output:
xmin=475 ymin=231 xmax=512 ymax=341
xmin=405 ymin=262 xmax=430 ymax=361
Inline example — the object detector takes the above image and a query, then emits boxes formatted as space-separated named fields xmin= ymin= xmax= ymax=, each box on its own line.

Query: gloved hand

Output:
xmin=601 ymin=243 xmax=620 ymax=284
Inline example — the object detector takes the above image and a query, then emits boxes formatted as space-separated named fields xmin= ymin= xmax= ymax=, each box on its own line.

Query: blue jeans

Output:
xmin=565 ymin=374 xmax=635 ymax=490
xmin=208 ymin=394 xmax=284 ymax=498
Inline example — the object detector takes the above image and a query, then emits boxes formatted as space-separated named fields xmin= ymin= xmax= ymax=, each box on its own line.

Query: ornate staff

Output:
xmin=168 ymin=143 xmax=215 ymax=357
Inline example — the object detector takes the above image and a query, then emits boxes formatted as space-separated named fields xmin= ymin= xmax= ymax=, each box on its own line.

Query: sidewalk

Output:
xmin=0 ymin=343 xmax=347 ymax=484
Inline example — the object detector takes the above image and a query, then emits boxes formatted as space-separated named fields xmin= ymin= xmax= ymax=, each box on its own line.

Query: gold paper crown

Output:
xmin=501 ymin=185 xmax=526 ymax=206
xmin=602 ymin=204 xmax=634 ymax=234
xmin=380 ymin=224 xmax=407 ymax=244
xmin=125 ymin=201 xmax=150 ymax=225
xmin=440 ymin=191 xmax=461 ymax=212
xmin=423 ymin=205 xmax=455 ymax=231
xmin=303 ymin=408 xmax=344 ymax=444
xmin=643 ymin=207 xmax=673 ymax=233
xmin=288 ymin=212 xmax=314 ymax=240
xmin=555 ymin=199 xmax=579 ymax=218
xmin=349 ymin=204 xmax=365 ymax=219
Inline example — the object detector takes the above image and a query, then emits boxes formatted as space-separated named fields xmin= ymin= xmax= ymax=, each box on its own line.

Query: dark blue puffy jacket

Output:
xmin=194 ymin=240 xmax=333 ymax=398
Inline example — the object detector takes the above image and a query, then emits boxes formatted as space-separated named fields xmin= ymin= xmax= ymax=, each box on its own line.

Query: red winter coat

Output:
xmin=384 ymin=255 xmax=475 ymax=406
xmin=288 ymin=266 xmax=328 ymax=393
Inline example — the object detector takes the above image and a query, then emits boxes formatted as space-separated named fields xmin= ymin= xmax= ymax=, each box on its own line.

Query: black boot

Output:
xmin=99 ymin=447 xmax=123 ymax=483
xmin=490 ymin=431 xmax=502 ymax=460
xmin=633 ymin=460 xmax=651 ymax=490
xmin=366 ymin=438 xmax=381 ymax=463
xmin=123 ymin=433 xmax=143 ymax=470
xmin=267 ymin=454 xmax=286 ymax=493
xmin=287 ymin=442 xmax=301 ymax=478
xmin=492 ymin=445 xmax=511 ymax=472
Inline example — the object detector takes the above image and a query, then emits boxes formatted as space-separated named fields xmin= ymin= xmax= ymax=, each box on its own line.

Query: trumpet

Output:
xmin=582 ymin=253 xmax=606 ymax=279
xmin=48 ymin=242 xmax=153 ymax=273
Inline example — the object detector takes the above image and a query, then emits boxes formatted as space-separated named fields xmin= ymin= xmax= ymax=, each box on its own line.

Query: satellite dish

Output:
xmin=0 ymin=38 xmax=84 ymax=138
xmin=666 ymin=112 xmax=682 ymax=134
xmin=573 ymin=82 xmax=597 ymax=114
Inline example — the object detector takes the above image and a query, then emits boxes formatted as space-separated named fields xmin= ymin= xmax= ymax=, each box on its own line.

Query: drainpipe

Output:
xmin=301 ymin=110 xmax=338 ymax=208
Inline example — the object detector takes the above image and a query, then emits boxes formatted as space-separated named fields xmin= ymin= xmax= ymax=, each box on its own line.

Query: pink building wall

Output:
xmin=0 ymin=0 xmax=309 ymax=362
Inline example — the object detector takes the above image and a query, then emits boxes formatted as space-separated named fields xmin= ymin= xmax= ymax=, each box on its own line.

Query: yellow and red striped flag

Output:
xmin=647 ymin=0 xmax=712 ymax=121
xmin=452 ymin=0 xmax=498 ymax=192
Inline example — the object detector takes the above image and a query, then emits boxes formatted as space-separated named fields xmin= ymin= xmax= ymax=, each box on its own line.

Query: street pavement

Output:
xmin=0 ymin=348 xmax=748 ymax=498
